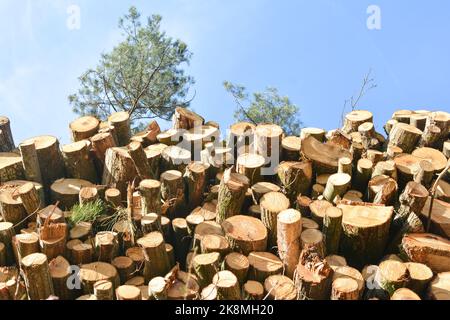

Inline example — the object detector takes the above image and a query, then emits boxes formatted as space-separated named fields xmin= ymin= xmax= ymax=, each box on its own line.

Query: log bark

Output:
xmin=78 ymin=186 xmax=99 ymax=205
xmin=102 ymin=147 xmax=137 ymax=199
xmin=48 ymin=256 xmax=74 ymax=300
xmin=79 ymin=261 xmax=120 ymax=294
xmin=323 ymin=173 xmax=351 ymax=203
xmin=184 ymin=162 xmax=207 ymax=211
xmin=400 ymin=233 xmax=450 ymax=273
xmin=342 ymin=110 xmax=373 ymax=134
xmin=139 ymin=179 xmax=162 ymax=215
xmin=72 ymin=243 xmax=94 ymax=265
xmin=309 ymin=199 xmax=333 ymax=228
xmin=248 ymin=252 xmax=283 ymax=283
xmin=277 ymin=161 xmax=313 ymax=205
xmin=148 ymin=276 xmax=168 ymax=300
xmin=212 ymin=270 xmax=241 ymax=300
xmin=372 ymin=160 xmax=397 ymax=180
xmin=172 ymin=107 xmax=205 ymax=130
xmin=20 ymin=136 xmax=65 ymax=193
xmin=18 ymin=182 xmax=42 ymax=217
xmin=310 ymin=184 xmax=324 ymax=200
xmin=126 ymin=247 xmax=145 ymax=275
xmin=61 ymin=141 xmax=97 ymax=183
xmin=300 ymin=127 xmax=326 ymax=142
xmin=0 ymin=116 xmax=15 ymax=152
xmin=352 ymin=158 xmax=373 ymax=194
xmin=108 ymin=112 xmax=131 ymax=147
xmin=260 ymin=192 xmax=290 ymax=249
xmin=254 ymin=124 xmax=283 ymax=160
xmin=367 ymin=175 xmax=398 ymax=205
xmin=90 ymin=132 xmax=116 ymax=174
xmin=224 ymin=252 xmax=249 ymax=285
xmin=21 ymin=253 xmax=54 ymax=300
xmin=137 ymin=232 xmax=170 ymax=282
xmin=301 ymin=229 xmax=325 ymax=258
xmin=200 ymin=234 xmax=229 ymax=257
xmin=264 ymin=274 xmax=296 ymax=300
xmin=391 ymin=288 xmax=421 ymax=300
xmin=39 ymin=223 xmax=67 ymax=261
xmin=172 ymin=218 xmax=190 ymax=271
xmin=332 ymin=265 xmax=365 ymax=299
xmin=277 ymin=209 xmax=301 ymax=278
xmin=19 ymin=141 xmax=42 ymax=184
xmin=420 ymin=197 xmax=450 ymax=238
xmin=94 ymin=231 xmax=118 ymax=262
xmin=419 ymin=124 xmax=441 ymax=148
xmin=0 ymin=191 xmax=27 ymax=230
xmin=215 ymin=168 xmax=249 ymax=224
xmin=127 ymin=141 xmax=152 ymax=180
xmin=227 ymin=122 xmax=255 ymax=160
xmin=112 ymin=256 xmax=134 ymax=284
xmin=404 ymin=262 xmax=433 ymax=295
xmin=105 ymin=188 xmax=122 ymax=208
xmin=69 ymin=116 xmax=99 ymax=142
xmin=12 ymin=232 xmax=39 ymax=263
xmin=322 ymin=206 xmax=343 ymax=255
xmin=222 ymin=215 xmax=267 ymax=255
xmin=251 ymin=182 xmax=280 ymax=204
xmin=337 ymin=203 xmax=393 ymax=269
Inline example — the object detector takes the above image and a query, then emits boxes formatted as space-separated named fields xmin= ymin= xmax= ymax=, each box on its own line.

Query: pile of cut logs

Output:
xmin=0 ymin=108 xmax=449 ymax=300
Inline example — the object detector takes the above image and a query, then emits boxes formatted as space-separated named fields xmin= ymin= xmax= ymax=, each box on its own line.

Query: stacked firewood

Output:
xmin=0 ymin=107 xmax=449 ymax=301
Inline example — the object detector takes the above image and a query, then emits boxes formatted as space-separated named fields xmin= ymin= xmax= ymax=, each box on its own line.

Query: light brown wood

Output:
xmin=277 ymin=209 xmax=301 ymax=278
xmin=332 ymin=265 xmax=364 ymax=299
xmin=420 ymin=197 xmax=450 ymax=238
xmin=21 ymin=253 xmax=54 ymax=300
xmin=161 ymin=146 xmax=191 ymax=172
xmin=251 ymin=182 xmax=280 ymax=204
xmin=404 ymin=262 xmax=433 ymax=294
xmin=367 ymin=175 xmax=398 ymax=205
xmin=281 ymin=136 xmax=301 ymax=161
xmin=331 ymin=277 xmax=359 ymax=300
xmin=160 ymin=170 xmax=185 ymax=218
xmin=264 ymin=275 xmax=296 ymax=300
xmin=137 ymin=232 xmax=170 ymax=282
xmin=277 ymin=161 xmax=313 ymax=204
xmin=19 ymin=141 xmax=43 ymax=184
xmin=224 ymin=252 xmax=249 ymax=285
xmin=260 ymin=192 xmax=290 ymax=249
xmin=342 ymin=110 xmax=373 ymax=134
xmin=172 ymin=107 xmax=205 ymax=130
xmin=222 ymin=215 xmax=267 ymax=255
xmin=0 ymin=152 xmax=24 ymax=183
xmin=301 ymin=229 xmax=325 ymax=257
xmin=427 ymin=271 xmax=450 ymax=300
xmin=248 ymin=252 xmax=283 ymax=283
xmin=116 ymin=285 xmax=142 ymax=300
xmin=212 ymin=270 xmax=241 ymax=300
xmin=388 ymin=123 xmax=422 ymax=153
xmin=243 ymin=280 xmax=264 ymax=300
xmin=49 ymin=256 xmax=73 ymax=300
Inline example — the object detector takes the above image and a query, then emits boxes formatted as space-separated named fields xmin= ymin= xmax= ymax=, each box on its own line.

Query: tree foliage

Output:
xmin=69 ymin=7 xmax=194 ymax=129
xmin=223 ymin=81 xmax=302 ymax=135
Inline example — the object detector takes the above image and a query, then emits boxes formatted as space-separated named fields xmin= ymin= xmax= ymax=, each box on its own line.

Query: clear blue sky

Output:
xmin=1 ymin=0 xmax=449 ymax=145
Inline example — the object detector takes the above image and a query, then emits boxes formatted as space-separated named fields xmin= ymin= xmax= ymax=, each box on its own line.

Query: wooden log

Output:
xmin=139 ymin=179 xmax=161 ymax=215
xmin=301 ymin=136 xmax=353 ymax=174
xmin=0 ymin=222 xmax=15 ymax=265
xmin=301 ymin=229 xmax=325 ymax=257
xmin=20 ymin=136 xmax=65 ymax=192
xmin=90 ymin=132 xmax=116 ymax=174
xmin=264 ymin=274 xmax=296 ymax=300
xmin=294 ymin=247 xmax=334 ymax=300
xmin=160 ymin=170 xmax=185 ymax=218
xmin=332 ymin=265 xmax=365 ymax=299
xmin=21 ymin=253 xmax=54 ymax=300
xmin=193 ymin=252 xmax=220 ymax=288
xmin=157 ymin=129 xmax=183 ymax=146
xmin=386 ymin=144 xmax=403 ymax=160
xmin=183 ymin=125 xmax=219 ymax=161
xmin=325 ymin=255 xmax=347 ymax=271
xmin=18 ymin=141 xmax=42 ymax=184
xmin=367 ymin=175 xmax=398 ymax=205
xmin=251 ymin=182 xmax=280 ymax=204
xmin=248 ymin=252 xmax=283 ymax=283
xmin=419 ymin=124 xmax=441 ymax=148
xmin=366 ymin=149 xmax=384 ymax=165
xmin=193 ymin=221 xmax=224 ymax=253
xmin=302 ymin=217 xmax=319 ymax=231
xmin=323 ymin=173 xmax=351 ymax=203
xmin=148 ymin=276 xmax=168 ymax=300
xmin=392 ymin=110 xmax=413 ymax=124
xmin=40 ymin=223 xmax=67 ymax=261
xmin=12 ymin=233 xmax=39 ymax=263
xmin=105 ymin=187 xmax=122 ymax=209
xmin=391 ymin=288 xmax=421 ymax=300
xmin=384 ymin=119 xmax=398 ymax=135
xmin=137 ymin=232 xmax=170 ymax=282
xmin=161 ymin=146 xmax=191 ymax=173
xmin=236 ymin=153 xmax=266 ymax=185
xmin=222 ymin=215 xmax=267 ymax=255
xmin=260 ymin=192 xmax=290 ymax=249
xmin=277 ymin=209 xmax=301 ymax=278
xmin=400 ymin=233 xmax=450 ymax=273
xmin=412 ymin=147 xmax=447 ymax=174
xmin=72 ymin=243 xmax=94 ymax=265
xmin=212 ymin=270 xmax=241 ymax=300
xmin=0 ymin=243 xmax=6 ymax=266
xmin=281 ymin=136 xmax=301 ymax=161
xmin=186 ymin=213 xmax=204 ymax=238
xmin=94 ymin=231 xmax=118 ymax=263
xmin=224 ymin=252 xmax=249 ymax=285
xmin=388 ymin=123 xmax=422 ymax=153
xmin=372 ymin=160 xmax=397 ymax=180
xmin=166 ymin=270 xmax=200 ymax=300
xmin=0 ymin=116 xmax=15 ymax=152
xmin=337 ymin=203 xmax=393 ymax=269
xmin=0 ymin=191 xmax=27 ymax=230
xmin=93 ymin=280 xmax=114 ymax=300
xmin=62 ymin=140 xmax=98 ymax=183
xmin=50 ymin=178 xmax=94 ymax=210
xmin=116 ymin=285 xmax=141 ymax=300
xmin=243 ymin=280 xmax=264 ymax=300
xmin=48 ymin=256 xmax=74 ymax=300
xmin=108 ymin=112 xmax=131 ymax=147
xmin=79 ymin=261 xmax=120 ymax=294
xmin=200 ymin=234 xmax=229 ymax=257
xmin=112 ymin=256 xmax=134 ymax=284
xmin=184 ymin=162 xmax=207 ymax=210
xmin=254 ymin=124 xmax=283 ymax=159
xmin=300 ymin=127 xmax=326 ymax=142
xmin=102 ymin=147 xmax=137 ymax=199
xmin=331 ymin=277 xmax=359 ymax=300
xmin=215 ymin=169 xmax=249 ymax=224
xmin=172 ymin=107 xmax=204 ymax=130
xmin=342 ymin=110 xmax=373 ymax=134
xmin=420 ymin=197 xmax=450 ymax=238
xmin=404 ymin=262 xmax=433 ymax=295
xmin=322 ymin=206 xmax=343 ymax=255
xmin=378 ymin=260 xmax=409 ymax=296
xmin=144 ymin=143 xmax=167 ymax=180
xmin=310 ymin=184 xmax=324 ymax=199
xmin=295 ymin=195 xmax=312 ymax=217
xmin=443 ymin=141 xmax=450 ymax=158
xmin=277 ymin=161 xmax=313 ymax=204
xmin=338 ymin=157 xmax=352 ymax=176
xmin=69 ymin=116 xmax=99 ymax=142
xmin=171 ymin=218 xmax=190 ymax=271
xmin=427 ymin=272 xmax=450 ymax=300
xmin=78 ymin=186 xmax=98 ymax=206
xmin=127 ymin=141 xmax=152 ymax=180
xmin=309 ymin=199 xmax=333 ymax=228
xmin=141 ymin=213 xmax=162 ymax=235
xmin=69 ymin=222 xmax=92 ymax=241
xmin=0 ymin=152 xmax=25 ymax=183
xmin=17 ymin=182 xmax=42 ymax=217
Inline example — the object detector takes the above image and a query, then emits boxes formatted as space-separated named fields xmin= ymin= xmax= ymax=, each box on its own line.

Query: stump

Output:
xmin=215 ymin=169 xmax=249 ymax=224
xmin=391 ymin=288 xmax=421 ymax=300
xmin=95 ymin=231 xmax=118 ymax=263
xmin=40 ymin=223 xmax=67 ymax=260
xmin=352 ymin=158 xmax=373 ymax=194
xmin=264 ymin=275 xmax=296 ymax=300
xmin=193 ymin=252 xmax=221 ymax=288
xmin=332 ymin=265 xmax=365 ymax=298
xmin=404 ymin=262 xmax=433 ymax=295
xmin=248 ymin=252 xmax=283 ymax=283
xmin=127 ymin=141 xmax=153 ymax=180
xmin=18 ymin=182 xmax=42 ymax=216
xmin=277 ymin=161 xmax=313 ymax=204
xmin=260 ymin=192 xmax=290 ymax=249
xmin=172 ymin=107 xmax=205 ymax=130
xmin=112 ymin=256 xmax=134 ymax=284
xmin=277 ymin=209 xmax=301 ymax=278
xmin=251 ymin=182 xmax=280 ymax=204
xmin=309 ymin=199 xmax=333 ymax=228
xmin=116 ymin=285 xmax=141 ymax=300
xmin=108 ymin=112 xmax=131 ymax=146
xmin=337 ymin=203 xmax=393 ymax=269
xmin=222 ymin=215 xmax=267 ymax=256
xmin=427 ymin=272 xmax=450 ymax=300
xmin=94 ymin=280 xmax=114 ymax=300
xmin=301 ymin=229 xmax=325 ymax=257
xmin=212 ymin=270 xmax=241 ymax=300
xmin=12 ymin=233 xmax=39 ymax=263
xmin=412 ymin=147 xmax=447 ymax=173
xmin=172 ymin=218 xmax=190 ymax=271
xmin=367 ymin=175 xmax=398 ymax=205
xmin=90 ymin=132 xmax=116 ymax=174
xmin=0 ymin=190 xmax=27 ymax=229
xmin=254 ymin=124 xmax=283 ymax=159
xmin=200 ymin=234 xmax=229 ymax=257
xmin=227 ymin=122 xmax=255 ymax=160
xmin=0 ymin=222 xmax=15 ymax=265
xmin=161 ymin=146 xmax=191 ymax=172
xmin=21 ymin=253 xmax=54 ymax=300
xmin=224 ymin=252 xmax=249 ymax=285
